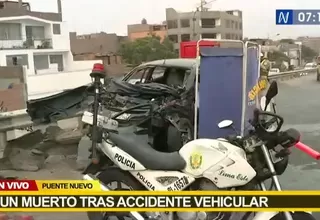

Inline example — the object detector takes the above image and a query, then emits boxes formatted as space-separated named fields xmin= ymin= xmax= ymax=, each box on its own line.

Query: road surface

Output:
xmin=1 ymin=74 xmax=320 ymax=219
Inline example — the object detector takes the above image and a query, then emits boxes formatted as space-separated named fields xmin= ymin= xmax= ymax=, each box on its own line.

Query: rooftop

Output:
xmin=0 ymin=0 xmax=62 ymax=22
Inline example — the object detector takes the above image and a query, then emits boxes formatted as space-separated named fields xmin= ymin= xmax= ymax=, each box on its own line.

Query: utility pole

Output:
xmin=192 ymin=0 xmax=216 ymax=40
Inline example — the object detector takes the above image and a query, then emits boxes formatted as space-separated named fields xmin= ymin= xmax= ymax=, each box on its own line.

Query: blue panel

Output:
xmin=244 ymin=47 xmax=260 ymax=133
xmin=198 ymin=50 xmax=243 ymax=139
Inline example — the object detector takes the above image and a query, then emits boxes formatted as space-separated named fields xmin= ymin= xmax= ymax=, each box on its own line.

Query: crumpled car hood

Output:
xmin=26 ymin=79 xmax=180 ymax=124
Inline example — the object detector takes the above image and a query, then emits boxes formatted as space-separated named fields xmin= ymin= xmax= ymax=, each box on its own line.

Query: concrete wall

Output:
xmin=26 ymin=60 xmax=103 ymax=99
xmin=128 ymin=24 xmax=167 ymax=41
xmin=0 ymin=66 xmax=27 ymax=111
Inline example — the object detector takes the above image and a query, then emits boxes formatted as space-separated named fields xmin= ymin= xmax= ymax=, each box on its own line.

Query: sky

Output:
xmin=27 ymin=0 xmax=320 ymax=39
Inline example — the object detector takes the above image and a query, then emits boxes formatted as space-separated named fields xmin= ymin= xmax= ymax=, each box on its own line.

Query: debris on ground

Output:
xmin=0 ymin=118 xmax=83 ymax=172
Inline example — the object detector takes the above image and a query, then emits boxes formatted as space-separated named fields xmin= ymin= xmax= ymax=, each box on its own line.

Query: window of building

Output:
xmin=168 ymin=34 xmax=178 ymax=43
xmin=106 ymin=56 xmax=111 ymax=65
xmin=49 ymin=54 xmax=64 ymax=71
xmin=53 ymin=24 xmax=61 ymax=35
xmin=225 ymin=33 xmax=231 ymax=39
xmin=239 ymin=35 xmax=243 ymax=40
xmin=167 ymin=20 xmax=178 ymax=29
xmin=180 ymin=19 xmax=190 ymax=28
xmin=235 ymin=22 xmax=238 ymax=29
xmin=181 ymin=34 xmax=190 ymax=42
xmin=6 ymin=55 xmax=28 ymax=68
xmin=0 ymin=23 xmax=22 ymax=40
xmin=239 ymin=22 xmax=242 ymax=30
xmin=114 ymin=55 xmax=118 ymax=64
xmin=201 ymin=19 xmax=215 ymax=28
xmin=201 ymin=33 xmax=216 ymax=39
xmin=34 ymin=55 xmax=49 ymax=72
xmin=230 ymin=21 xmax=234 ymax=29
xmin=26 ymin=26 xmax=45 ymax=39
xmin=226 ymin=20 xmax=230 ymax=28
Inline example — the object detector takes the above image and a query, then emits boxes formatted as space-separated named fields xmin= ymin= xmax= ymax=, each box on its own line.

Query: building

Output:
xmin=69 ymin=32 xmax=129 ymax=76
xmin=0 ymin=0 xmax=102 ymax=99
xmin=127 ymin=19 xmax=167 ymax=41
xmin=165 ymin=8 xmax=243 ymax=49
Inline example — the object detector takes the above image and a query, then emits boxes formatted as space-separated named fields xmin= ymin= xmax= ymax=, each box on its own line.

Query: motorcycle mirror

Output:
xmin=218 ymin=120 xmax=233 ymax=128
xmin=260 ymin=96 xmax=271 ymax=112
xmin=264 ymin=81 xmax=278 ymax=111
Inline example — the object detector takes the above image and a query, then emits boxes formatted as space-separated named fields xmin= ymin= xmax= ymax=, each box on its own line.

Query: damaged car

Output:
xmin=27 ymin=58 xmax=197 ymax=125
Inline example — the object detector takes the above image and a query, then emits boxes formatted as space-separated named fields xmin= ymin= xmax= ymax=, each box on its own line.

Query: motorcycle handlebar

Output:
xmin=295 ymin=142 xmax=320 ymax=160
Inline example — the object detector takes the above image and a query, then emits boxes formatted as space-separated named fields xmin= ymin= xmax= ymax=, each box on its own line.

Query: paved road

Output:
xmin=276 ymin=74 xmax=320 ymax=219
xmin=1 ymin=74 xmax=320 ymax=219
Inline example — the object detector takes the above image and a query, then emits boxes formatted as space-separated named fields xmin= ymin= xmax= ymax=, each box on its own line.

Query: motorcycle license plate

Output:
xmin=269 ymin=150 xmax=283 ymax=164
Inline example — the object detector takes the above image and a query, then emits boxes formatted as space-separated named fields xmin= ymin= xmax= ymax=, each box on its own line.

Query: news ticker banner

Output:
xmin=1 ymin=180 xmax=320 ymax=212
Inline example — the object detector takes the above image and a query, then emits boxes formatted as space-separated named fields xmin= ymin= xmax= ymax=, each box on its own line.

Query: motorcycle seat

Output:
xmin=108 ymin=132 xmax=186 ymax=171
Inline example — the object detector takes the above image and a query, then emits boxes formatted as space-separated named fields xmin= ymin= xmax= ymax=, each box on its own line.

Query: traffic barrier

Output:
xmin=269 ymin=68 xmax=317 ymax=80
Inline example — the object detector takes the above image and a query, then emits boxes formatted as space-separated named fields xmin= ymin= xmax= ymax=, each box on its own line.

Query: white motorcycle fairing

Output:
xmin=179 ymin=139 xmax=256 ymax=188
xmin=99 ymin=140 xmax=196 ymax=191
xmin=99 ymin=135 xmax=256 ymax=190
xmin=99 ymin=141 xmax=146 ymax=171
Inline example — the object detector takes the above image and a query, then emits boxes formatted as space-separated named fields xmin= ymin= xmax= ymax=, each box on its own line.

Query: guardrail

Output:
xmin=0 ymin=109 xmax=33 ymax=158
xmin=0 ymin=109 xmax=33 ymax=132
xmin=269 ymin=68 xmax=317 ymax=79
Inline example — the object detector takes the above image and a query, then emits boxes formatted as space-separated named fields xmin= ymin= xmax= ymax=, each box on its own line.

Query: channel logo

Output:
xmin=276 ymin=9 xmax=293 ymax=25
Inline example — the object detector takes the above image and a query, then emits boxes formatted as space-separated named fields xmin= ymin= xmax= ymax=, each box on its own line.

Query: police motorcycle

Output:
xmin=82 ymin=68 xmax=316 ymax=220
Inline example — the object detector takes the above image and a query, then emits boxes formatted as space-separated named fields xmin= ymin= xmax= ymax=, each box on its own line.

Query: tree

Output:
xmin=119 ymin=35 xmax=178 ymax=65
xmin=268 ymin=51 xmax=290 ymax=62
xmin=301 ymin=45 xmax=317 ymax=61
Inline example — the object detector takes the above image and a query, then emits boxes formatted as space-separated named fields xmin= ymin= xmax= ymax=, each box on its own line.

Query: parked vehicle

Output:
xmin=83 ymin=71 xmax=316 ymax=220
xmin=304 ymin=62 xmax=317 ymax=69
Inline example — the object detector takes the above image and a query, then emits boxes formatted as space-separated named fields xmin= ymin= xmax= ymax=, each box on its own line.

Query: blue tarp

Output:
xmin=198 ymin=47 xmax=244 ymax=138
